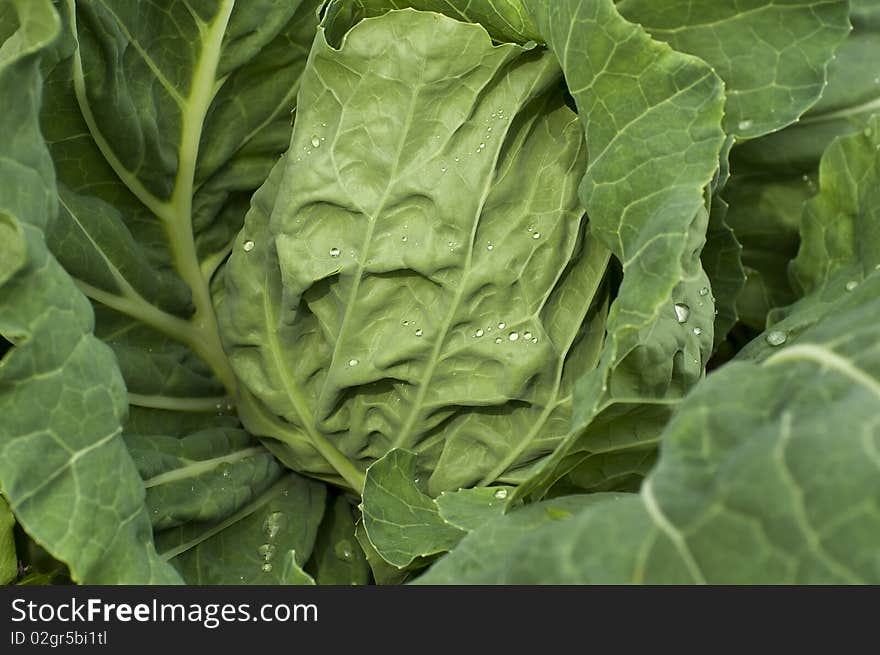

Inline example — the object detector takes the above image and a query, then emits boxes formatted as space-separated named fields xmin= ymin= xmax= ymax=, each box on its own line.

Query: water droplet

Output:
xmin=766 ymin=330 xmax=788 ymax=347
xmin=329 ymin=247 xmax=341 ymax=258
xmin=487 ymin=243 xmax=494 ymax=251
xmin=261 ymin=563 xmax=273 ymax=573
xmin=335 ymin=541 xmax=355 ymax=562
xmin=440 ymin=163 xmax=448 ymax=173
xmin=258 ymin=543 xmax=276 ymax=561
xmin=493 ymin=488 xmax=508 ymax=500
xmin=498 ymin=322 xmax=506 ymax=329
xmin=845 ymin=280 xmax=859 ymax=292
xmin=523 ymin=332 xmax=533 ymax=340
xmin=474 ymin=329 xmax=484 ymax=338
xmin=403 ymin=320 xmax=410 ymax=326
xmin=310 ymin=135 xmax=321 ymax=148
xmin=699 ymin=287 xmax=709 ymax=297
xmin=487 ymin=127 xmax=492 ymax=132
xmin=413 ymin=477 xmax=421 ymax=485
xmin=494 ymin=337 xmax=503 ymax=344
xmin=674 ymin=303 xmax=690 ymax=323
xmin=531 ymin=337 xmax=538 ymax=344
xmin=263 ymin=512 xmax=284 ymax=540
xmin=508 ymin=331 xmax=519 ymax=342
xmin=527 ymin=226 xmax=533 ymax=233
xmin=454 ymin=157 xmax=460 ymax=163
xmin=401 ymin=235 xmax=408 ymax=242
xmin=348 ymin=358 xmax=359 ymax=367
xmin=738 ymin=119 xmax=754 ymax=131
xmin=222 ymin=469 xmax=231 ymax=478
xmin=415 ymin=329 xmax=423 ymax=337
xmin=692 ymin=327 xmax=703 ymax=336
xmin=478 ymin=143 xmax=486 ymax=151
xmin=242 ymin=240 xmax=255 ymax=252
xmin=532 ymin=233 xmax=541 ymax=240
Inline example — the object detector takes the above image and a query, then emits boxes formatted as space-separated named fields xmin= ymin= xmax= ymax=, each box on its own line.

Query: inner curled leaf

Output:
xmin=220 ymin=10 xmax=612 ymax=495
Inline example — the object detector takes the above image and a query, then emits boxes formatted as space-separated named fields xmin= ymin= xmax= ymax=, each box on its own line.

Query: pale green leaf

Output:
xmin=221 ymin=9 xmax=614 ymax=495
xmin=360 ymin=450 xmax=465 ymax=568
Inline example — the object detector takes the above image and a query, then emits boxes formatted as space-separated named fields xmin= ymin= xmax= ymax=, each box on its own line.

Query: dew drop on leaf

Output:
xmin=310 ymin=135 xmax=321 ymax=148
xmin=845 ymin=280 xmax=859 ymax=292
xmin=263 ymin=512 xmax=283 ymax=540
xmin=415 ymin=329 xmax=423 ymax=337
xmin=738 ymin=119 xmax=754 ymax=131
xmin=474 ymin=329 xmax=484 ymax=338
xmin=494 ymin=337 xmax=503 ymax=344
xmin=508 ymin=332 xmax=519 ymax=342
xmin=258 ymin=543 xmax=276 ymax=561
xmin=242 ymin=240 xmax=255 ymax=252
xmin=699 ymin=287 xmax=709 ymax=297
xmin=493 ymin=488 xmax=508 ymax=500
xmin=498 ymin=322 xmax=506 ymax=329
xmin=261 ymin=563 xmax=273 ymax=573
xmin=532 ymin=233 xmax=541 ymax=239
xmin=674 ymin=303 xmax=690 ymax=323
xmin=329 ymin=247 xmax=341 ymax=258
xmin=692 ymin=327 xmax=702 ymax=336
xmin=523 ymin=332 xmax=533 ymax=340
xmin=766 ymin=330 xmax=788 ymax=347
xmin=348 ymin=358 xmax=359 ymax=367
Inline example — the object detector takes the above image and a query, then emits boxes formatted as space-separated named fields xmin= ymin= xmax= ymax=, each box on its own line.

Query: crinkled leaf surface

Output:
xmin=222 ymin=9 xmax=614 ymax=495
xmin=616 ymin=0 xmax=850 ymax=139
xmin=0 ymin=0 xmax=180 ymax=584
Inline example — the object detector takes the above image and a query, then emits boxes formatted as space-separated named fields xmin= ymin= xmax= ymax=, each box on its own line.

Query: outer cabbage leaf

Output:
xmin=156 ymin=473 xmax=326 ymax=584
xmin=723 ymin=6 xmax=879 ymax=328
xmin=10 ymin=0 xmax=331 ymax=583
xmin=513 ymin=0 xmax=725 ymax=498
xmin=0 ymin=0 xmax=180 ymax=584
xmin=616 ymin=0 xmax=850 ymax=139
xmin=221 ymin=9 xmax=614 ymax=495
